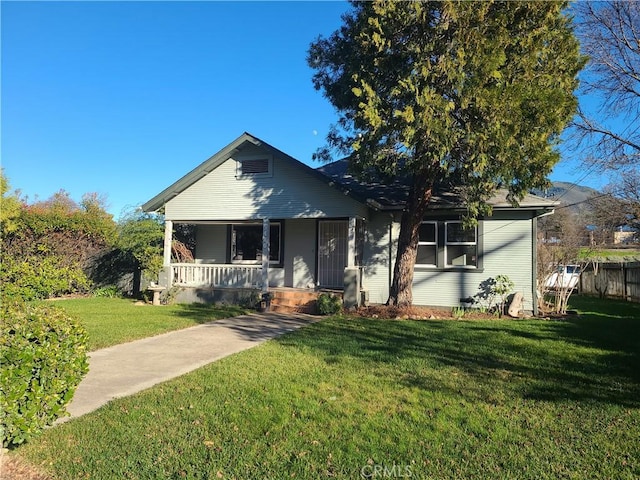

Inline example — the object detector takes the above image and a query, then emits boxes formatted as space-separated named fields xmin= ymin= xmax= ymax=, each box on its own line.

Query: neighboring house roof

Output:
xmin=143 ymin=132 xmax=558 ymax=214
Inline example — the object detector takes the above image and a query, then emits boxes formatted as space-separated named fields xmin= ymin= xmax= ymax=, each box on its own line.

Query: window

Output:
xmin=414 ymin=219 xmax=481 ymax=269
xmin=445 ymin=222 xmax=477 ymax=267
xmin=231 ymin=223 xmax=281 ymax=264
xmin=416 ymin=221 xmax=437 ymax=266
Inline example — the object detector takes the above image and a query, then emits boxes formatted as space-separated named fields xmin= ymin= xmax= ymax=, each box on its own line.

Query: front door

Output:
xmin=317 ymin=220 xmax=348 ymax=288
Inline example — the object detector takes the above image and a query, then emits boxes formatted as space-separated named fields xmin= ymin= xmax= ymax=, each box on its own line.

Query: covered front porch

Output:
xmin=159 ymin=217 xmax=365 ymax=307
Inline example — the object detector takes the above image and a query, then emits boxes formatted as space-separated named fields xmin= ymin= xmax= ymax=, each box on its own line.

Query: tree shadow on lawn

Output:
xmin=167 ymin=303 xmax=249 ymax=324
xmin=276 ymin=314 xmax=640 ymax=408
xmin=167 ymin=306 xmax=318 ymax=341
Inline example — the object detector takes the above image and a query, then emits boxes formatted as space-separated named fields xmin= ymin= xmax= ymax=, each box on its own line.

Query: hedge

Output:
xmin=0 ymin=254 xmax=92 ymax=301
xmin=0 ymin=301 xmax=89 ymax=447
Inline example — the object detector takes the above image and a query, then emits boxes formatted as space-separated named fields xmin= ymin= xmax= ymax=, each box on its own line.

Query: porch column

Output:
xmin=347 ymin=217 xmax=357 ymax=267
xmin=163 ymin=220 xmax=173 ymax=267
xmin=160 ymin=220 xmax=173 ymax=288
xmin=344 ymin=217 xmax=360 ymax=308
xmin=262 ymin=219 xmax=270 ymax=293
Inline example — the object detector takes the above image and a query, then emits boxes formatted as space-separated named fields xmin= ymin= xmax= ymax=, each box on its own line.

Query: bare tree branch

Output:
xmin=572 ymin=1 xmax=640 ymax=170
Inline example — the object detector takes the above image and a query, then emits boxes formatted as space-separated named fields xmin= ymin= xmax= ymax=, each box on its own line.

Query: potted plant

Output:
xmin=259 ymin=292 xmax=273 ymax=312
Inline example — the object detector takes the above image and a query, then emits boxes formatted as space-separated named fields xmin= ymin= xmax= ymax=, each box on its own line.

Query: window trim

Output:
xmin=230 ymin=221 xmax=282 ymax=266
xmin=416 ymin=221 xmax=438 ymax=267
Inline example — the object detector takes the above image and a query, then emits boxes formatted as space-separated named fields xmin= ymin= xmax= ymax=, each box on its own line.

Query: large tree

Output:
xmin=309 ymin=0 xmax=584 ymax=305
xmin=573 ymin=1 xmax=640 ymax=169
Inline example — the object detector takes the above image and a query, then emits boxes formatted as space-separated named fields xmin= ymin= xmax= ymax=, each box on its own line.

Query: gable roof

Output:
xmin=317 ymin=159 xmax=558 ymax=212
xmin=143 ymin=132 xmax=557 ymax=215
xmin=142 ymin=132 xmax=363 ymax=213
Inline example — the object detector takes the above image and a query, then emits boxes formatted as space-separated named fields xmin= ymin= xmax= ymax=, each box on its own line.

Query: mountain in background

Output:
xmin=533 ymin=181 xmax=600 ymax=215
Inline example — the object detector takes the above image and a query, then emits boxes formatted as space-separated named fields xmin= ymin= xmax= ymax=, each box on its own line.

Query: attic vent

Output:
xmin=240 ymin=158 xmax=269 ymax=175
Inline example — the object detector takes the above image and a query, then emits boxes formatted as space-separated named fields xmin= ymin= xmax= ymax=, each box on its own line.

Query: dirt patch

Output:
xmin=44 ymin=293 xmax=91 ymax=301
xmin=355 ymin=304 xmax=496 ymax=320
xmin=1 ymin=454 xmax=52 ymax=480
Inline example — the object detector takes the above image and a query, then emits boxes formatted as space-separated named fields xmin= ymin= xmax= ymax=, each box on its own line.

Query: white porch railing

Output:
xmin=171 ymin=263 xmax=262 ymax=288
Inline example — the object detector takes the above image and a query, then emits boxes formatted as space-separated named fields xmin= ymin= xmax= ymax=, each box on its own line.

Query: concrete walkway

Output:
xmin=61 ymin=312 xmax=319 ymax=423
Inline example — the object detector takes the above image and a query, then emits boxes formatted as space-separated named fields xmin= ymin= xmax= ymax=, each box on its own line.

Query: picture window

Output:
xmin=231 ymin=223 xmax=281 ymax=264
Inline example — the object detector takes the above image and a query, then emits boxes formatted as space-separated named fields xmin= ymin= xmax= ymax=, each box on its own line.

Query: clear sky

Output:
xmin=1 ymin=1 xmax=606 ymax=219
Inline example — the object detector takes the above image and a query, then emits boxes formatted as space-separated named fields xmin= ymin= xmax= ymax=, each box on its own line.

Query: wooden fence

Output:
xmin=579 ymin=262 xmax=640 ymax=302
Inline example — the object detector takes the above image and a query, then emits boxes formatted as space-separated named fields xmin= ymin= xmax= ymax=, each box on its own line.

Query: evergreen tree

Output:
xmin=309 ymin=0 xmax=584 ymax=305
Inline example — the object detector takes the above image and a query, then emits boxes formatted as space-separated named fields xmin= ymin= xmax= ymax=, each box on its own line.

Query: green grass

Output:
xmin=52 ymin=297 xmax=248 ymax=351
xmin=13 ymin=296 xmax=640 ymax=479
xmin=580 ymin=247 xmax=640 ymax=262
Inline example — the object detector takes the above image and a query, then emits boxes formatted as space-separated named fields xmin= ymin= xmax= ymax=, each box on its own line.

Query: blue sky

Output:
xmin=2 ymin=1 xmax=605 ymax=219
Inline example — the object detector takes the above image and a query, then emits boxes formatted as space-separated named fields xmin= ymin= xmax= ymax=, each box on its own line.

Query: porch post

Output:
xmin=347 ymin=217 xmax=357 ymax=267
xmin=160 ymin=220 xmax=173 ymax=288
xmin=344 ymin=217 xmax=360 ymax=308
xmin=262 ymin=219 xmax=270 ymax=293
xmin=163 ymin=220 xmax=173 ymax=267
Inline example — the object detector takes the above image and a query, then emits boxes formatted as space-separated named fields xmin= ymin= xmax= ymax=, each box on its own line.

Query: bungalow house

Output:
xmin=142 ymin=132 xmax=557 ymax=314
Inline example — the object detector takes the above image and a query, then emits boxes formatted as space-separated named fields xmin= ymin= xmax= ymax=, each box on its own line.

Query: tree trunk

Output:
xmin=387 ymin=172 xmax=434 ymax=306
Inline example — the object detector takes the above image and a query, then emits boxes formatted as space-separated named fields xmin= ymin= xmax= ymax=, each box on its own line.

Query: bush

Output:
xmin=0 ymin=254 xmax=91 ymax=301
xmin=474 ymin=274 xmax=515 ymax=317
xmin=0 ymin=301 xmax=89 ymax=447
xmin=317 ymin=293 xmax=343 ymax=316
xmin=92 ymin=285 xmax=121 ymax=298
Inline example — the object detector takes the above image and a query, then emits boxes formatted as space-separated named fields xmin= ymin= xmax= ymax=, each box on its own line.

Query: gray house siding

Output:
xmin=165 ymin=152 xmax=367 ymax=221
xmin=412 ymin=212 xmax=535 ymax=310
xmin=362 ymin=211 xmax=398 ymax=304
xmin=195 ymin=225 xmax=227 ymax=263
xmin=283 ymin=219 xmax=317 ymax=288
xmin=363 ymin=211 xmax=536 ymax=310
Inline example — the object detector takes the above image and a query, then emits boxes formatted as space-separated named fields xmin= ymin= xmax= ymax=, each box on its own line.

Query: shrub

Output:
xmin=474 ymin=274 xmax=515 ymax=317
xmin=0 ymin=254 xmax=91 ymax=301
xmin=92 ymin=285 xmax=121 ymax=298
xmin=238 ymin=290 xmax=262 ymax=310
xmin=492 ymin=274 xmax=515 ymax=317
xmin=160 ymin=286 xmax=183 ymax=305
xmin=0 ymin=301 xmax=89 ymax=447
xmin=317 ymin=293 xmax=342 ymax=316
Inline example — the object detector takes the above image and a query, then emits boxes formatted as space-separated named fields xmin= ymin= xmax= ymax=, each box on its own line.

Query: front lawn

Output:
xmin=11 ymin=296 xmax=640 ymax=479
xmin=52 ymin=298 xmax=248 ymax=351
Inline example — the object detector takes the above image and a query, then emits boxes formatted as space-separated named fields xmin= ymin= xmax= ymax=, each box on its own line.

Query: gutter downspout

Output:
xmin=389 ymin=213 xmax=395 ymax=296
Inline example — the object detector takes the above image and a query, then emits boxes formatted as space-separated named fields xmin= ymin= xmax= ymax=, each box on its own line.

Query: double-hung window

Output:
xmin=445 ymin=221 xmax=477 ymax=267
xmin=416 ymin=221 xmax=437 ymax=267
xmin=231 ymin=222 xmax=281 ymax=264
xmin=415 ymin=219 xmax=480 ymax=269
